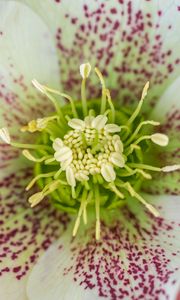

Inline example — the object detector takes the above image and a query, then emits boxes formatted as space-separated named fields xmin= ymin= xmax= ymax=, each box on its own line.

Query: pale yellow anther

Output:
xmin=101 ymin=163 xmax=116 ymax=182
xmin=162 ymin=164 xmax=180 ymax=172
xmin=21 ymin=120 xmax=39 ymax=133
xmin=150 ymin=133 xmax=169 ymax=147
xmin=0 ymin=127 xmax=11 ymax=144
xmin=80 ymin=63 xmax=91 ymax=79
xmin=66 ymin=166 xmax=76 ymax=187
xmin=68 ymin=118 xmax=85 ymax=130
xmin=92 ymin=115 xmax=108 ymax=130
xmin=28 ymin=192 xmax=44 ymax=207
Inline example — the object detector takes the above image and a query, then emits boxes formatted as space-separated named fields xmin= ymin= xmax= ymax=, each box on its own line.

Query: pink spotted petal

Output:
xmin=0 ymin=1 xmax=60 ymax=132
xmin=0 ymin=165 xmax=70 ymax=300
xmin=19 ymin=0 xmax=180 ymax=110
xmin=27 ymin=195 xmax=180 ymax=300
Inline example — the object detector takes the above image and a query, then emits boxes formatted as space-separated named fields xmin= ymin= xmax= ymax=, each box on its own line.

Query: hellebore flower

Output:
xmin=0 ymin=1 xmax=180 ymax=300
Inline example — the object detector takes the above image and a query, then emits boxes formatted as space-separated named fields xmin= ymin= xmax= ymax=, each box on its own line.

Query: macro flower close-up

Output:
xmin=0 ymin=1 xmax=180 ymax=300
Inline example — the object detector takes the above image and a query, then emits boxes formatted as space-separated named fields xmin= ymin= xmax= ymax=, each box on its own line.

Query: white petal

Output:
xmin=53 ymin=138 xmax=64 ymax=151
xmin=0 ymin=1 xmax=60 ymax=131
xmin=151 ymin=133 xmax=169 ymax=146
xmin=66 ymin=166 xmax=76 ymax=187
xmin=101 ymin=163 xmax=116 ymax=182
xmin=91 ymin=115 xmax=108 ymax=130
xmin=79 ymin=62 xmax=91 ymax=79
xmin=104 ymin=124 xmax=121 ymax=133
xmin=26 ymin=195 xmax=180 ymax=300
xmin=0 ymin=127 xmax=11 ymax=144
xmin=68 ymin=119 xmax=85 ymax=130
xmin=54 ymin=147 xmax=72 ymax=162
xmin=110 ymin=152 xmax=125 ymax=168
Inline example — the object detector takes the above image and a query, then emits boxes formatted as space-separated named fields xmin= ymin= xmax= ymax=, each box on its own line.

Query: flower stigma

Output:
xmin=1 ymin=63 xmax=180 ymax=240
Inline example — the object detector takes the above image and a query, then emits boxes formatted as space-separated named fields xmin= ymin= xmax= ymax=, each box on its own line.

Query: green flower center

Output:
xmin=1 ymin=63 xmax=179 ymax=240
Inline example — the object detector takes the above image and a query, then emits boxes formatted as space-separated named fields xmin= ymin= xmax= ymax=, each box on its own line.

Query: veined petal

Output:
xmin=18 ymin=0 xmax=180 ymax=110
xmin=27 ymin=195 xmax=180 ymax=300
xmin=0 ymin=165 xmax=70 ymax=300
xmin=0 ymin=1 xmax=60 ymax=134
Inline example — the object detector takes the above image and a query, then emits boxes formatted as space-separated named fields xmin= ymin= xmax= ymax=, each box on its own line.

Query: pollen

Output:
xmin=53 ymin=115 xmax=124 ymax=187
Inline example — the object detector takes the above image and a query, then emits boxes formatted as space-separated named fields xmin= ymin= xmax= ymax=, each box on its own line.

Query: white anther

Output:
xmin=114 ymin=140 xmax=124 ymax=152
xmin=92 ymin=115 xmax=108 ymax=130
xmin=66 ymin=166 xmax=76 ymax=187
xmin=110 ymin=152 xmax=125 ymax=168
xmin=61 ymin=157 xmax=72 ymax=170
xmin=101 ymin=163 xmax=116 ymax=182
xmin=85 ymin=116 xmax=94 ymax=127
xmin=105 ymin=124 xmax=121 ymax=133
xmin=54 ymin=146 xmax=72 ymax=162
xmin=53 ymin=138 xmax=64 ymax=151
xmin=76 ymin=172 xmax=89 ymax=181
xmin=0 ymin=127 xmax=11 ymax=144
xmin=80 ymin=62 xmax=91 ymax=79
xmin=68 ymin=118 xmax=85 ymax=130
xmin=151 ymin=133 xmax=169 ymax=147
xmin=162 ymin=164 xmax=180 ymax=172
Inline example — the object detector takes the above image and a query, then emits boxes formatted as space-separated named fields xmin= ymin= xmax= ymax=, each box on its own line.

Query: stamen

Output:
xmin=0 ymin=127 xmax=11 ymax=144
xmin=118 ymin=182 xmax=159 ymax=217
xmin=40 ymin=86 xmax=78 ymax=118
xmin=26 ymin=171 xmax=56 ymax=191
xmin=72 ymin=188 xmax=88 ymax=237
xmin=127 ymin=81 xmax=149 ymax=125
xmin=129 ymin=133 xmax=169 ymax=148
xmin=108 ymin=183 xmax=124 ymax=199
xmin=105 ymin=89 xmax=115 ymax=123
xmin=128 ymin=163 xmax=161 ymax=172
xmin=11 ymin=142 xmax=52 ymax=151
xmin=125 ymin=120 xmax=160 ymax=145
xmin=94 ymin=67 xmax=106 ymax=114
xmin=22 ymin=150 xmax=52 ymax=163
xmin=32 ymin=79 xmax=64 ymax=120
xmin=95 ymin=185 xmax=100 ymax=240
xmin=161 ymin=165 xmax=180 ymax=172
xmin=124 ymin=165 xmax=152 ymax=179
xmin=80 ymin=63 xmax=91 ymax=116
xmin=83 ymin=190 xmax=93 ymax=225
xmin=150 ymin=133 xmax=169 ymax=146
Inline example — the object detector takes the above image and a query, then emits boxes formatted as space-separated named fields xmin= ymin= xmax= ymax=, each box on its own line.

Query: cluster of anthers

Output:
xmin=1 ymin=63 xmax=180 ymax=239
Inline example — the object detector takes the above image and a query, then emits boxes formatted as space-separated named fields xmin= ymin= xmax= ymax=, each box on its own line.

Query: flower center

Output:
xmin=1 ymin=63 xmax=179 ymax=240
xmin=53 ymin=115 xmax=125 ymax=186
